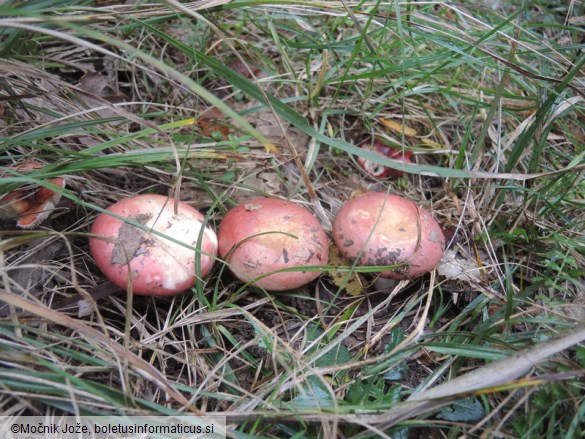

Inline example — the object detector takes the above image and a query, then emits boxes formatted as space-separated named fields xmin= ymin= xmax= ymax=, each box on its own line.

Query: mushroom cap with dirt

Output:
xmin=89 ymin=194 xmax=218 ymax=296
xmin=333 ymin=192 xmax=445 ymax=279
xmin=218 ymin=197 xmax=329 ymax=291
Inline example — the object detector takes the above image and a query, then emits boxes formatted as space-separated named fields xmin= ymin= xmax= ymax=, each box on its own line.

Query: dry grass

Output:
xmin=1 ymin=1 xmax=584 ymax=437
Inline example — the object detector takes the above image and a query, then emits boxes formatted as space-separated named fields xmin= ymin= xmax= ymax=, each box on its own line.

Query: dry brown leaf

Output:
xmin=229 ymin=59 xmax=261 ymax=79
xmin=74 ymin=72 xmax=126 ymax=118
xmin=197 ymin=108 xmax=230 ymax=139
xmin=437 ymin=249 xmax=481 ymax=283
xmin=231 ymin=170 xmax=284 ymax=203
xmin=558 ymin=279 xmax=585 ymax=322
xmin=240 ymin=105 xmax=309 ymax=151
xmin=77 ymin=72 xmax=109 ymax=95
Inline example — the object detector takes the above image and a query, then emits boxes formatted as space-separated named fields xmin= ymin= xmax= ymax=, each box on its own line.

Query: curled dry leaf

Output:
xmin=77 ymin=72 xmax=109 ymax=96
xmin=0 ymin=161 xmax=66 ymax=228
xmin=75 ymin=72 xmax=126 ymax=118
xmin=197 ymin=107 xmax=230 ymax=139
xmin=436 ymin=249 xmax=481 ymax=283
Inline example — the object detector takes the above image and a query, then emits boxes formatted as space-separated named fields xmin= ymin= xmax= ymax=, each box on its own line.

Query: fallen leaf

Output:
xmin=77 ymin=72 xmax=109 ymax=95
xmin=379 ymin=118 xmax=418 ymax=137
xmin=229 ymin=59 xmax=261 ymax=79
xmin=437 ymin=249 xmax=481 ymax=282
xmin=238 ymin=103 xmax=308 ymax=151
xmin=327 ymin=243 xmax=365 ymax=296
xmin=421 ymin=138 xmax=447 ymax=149
xmin=197 ymin=108 xmax=230 ymax=139
xmin=558 ymin=279 xmax=585 ymax=321
xmin=74 ymin=72 xmax=125 ymax=118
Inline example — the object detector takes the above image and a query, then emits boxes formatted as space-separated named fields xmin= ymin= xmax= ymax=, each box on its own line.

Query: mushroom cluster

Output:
xmin=88 ymin=192 xmax=444 ymax=294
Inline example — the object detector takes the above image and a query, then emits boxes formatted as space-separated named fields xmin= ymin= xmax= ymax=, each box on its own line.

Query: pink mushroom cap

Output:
xmin=218 ymin=198 xmax=329 ymax=291
xmin=89 ymin=194 xmax=218 ymax=296
xmin=333 ymin=192 xmax=445 ymax=279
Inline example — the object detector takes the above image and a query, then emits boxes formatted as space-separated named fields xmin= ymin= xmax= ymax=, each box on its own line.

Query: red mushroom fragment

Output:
xmin=218 ymin=198 xmax=329 ymax=291
xmin=89 ymin=194 xmax=218 ymax=296
xmin=0 ymin=161 xmax=66 ymax=228
xmin=356 ymin=139 xmax=413 ymax=179
xmin=333 ymin=192 xmax=445 ymax=279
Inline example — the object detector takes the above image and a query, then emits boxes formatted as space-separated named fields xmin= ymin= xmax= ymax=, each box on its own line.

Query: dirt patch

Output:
xmin=111 ymin=213 xmax=152 ymax=265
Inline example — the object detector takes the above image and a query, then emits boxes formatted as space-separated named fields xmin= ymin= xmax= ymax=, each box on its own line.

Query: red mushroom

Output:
xmin=0 ymin=160 xmax=66 ymax=228
xmin=333 ymin=192 xmax=445 ymax=279
xmin=218 ymin=198 xmax=329 ymax=291
xmin=356 ymin=139 xmax=413 ymax=179
xmin=89 ymin=194 xmax=218 ymax=296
